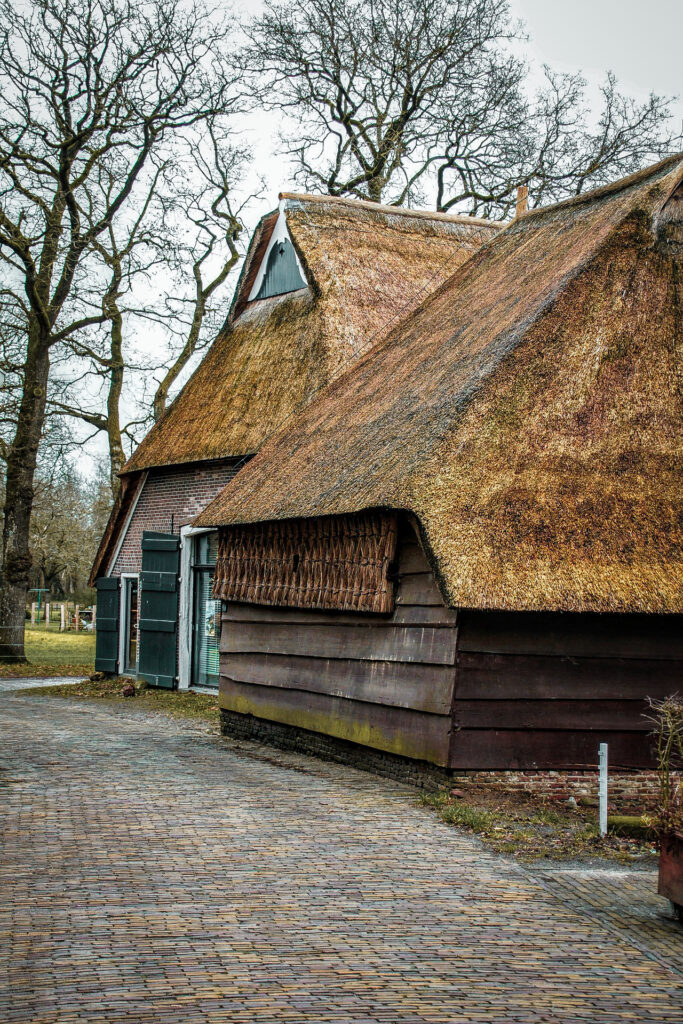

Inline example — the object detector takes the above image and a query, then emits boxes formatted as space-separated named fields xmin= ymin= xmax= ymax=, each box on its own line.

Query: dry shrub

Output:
xmin=647 ymin=695 xmax=683 ymax=836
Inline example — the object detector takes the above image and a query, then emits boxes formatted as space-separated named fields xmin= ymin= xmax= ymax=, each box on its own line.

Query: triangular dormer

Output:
xmin=248 ymin=209 xmax=307 ymax=301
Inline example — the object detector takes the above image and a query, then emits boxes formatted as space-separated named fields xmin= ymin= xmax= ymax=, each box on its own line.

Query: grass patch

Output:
xmin=21 ymin=677 xmax=219 ymax=729
xmin=423 ymin=792 xmax=495 ymax=831
xmin=607 ymin=815 xmax=653 ymax=839
xmin=420 ymin=788 xmax=658 ymax=864
xmin=0 ymin=627 xmax=95 ymax=677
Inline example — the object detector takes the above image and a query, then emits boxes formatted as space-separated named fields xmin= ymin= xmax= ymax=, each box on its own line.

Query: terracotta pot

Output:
xmin=658 ymin=830 xmax=683 ymax=921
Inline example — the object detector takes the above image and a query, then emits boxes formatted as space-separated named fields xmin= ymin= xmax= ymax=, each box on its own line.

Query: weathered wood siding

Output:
xmin=220 ymin=516 xmax=683 ymax=772
xmin=219 ymin=525 xmax=457 ymax=765
xmin=451 ymin=611 xmax=683 ymax=769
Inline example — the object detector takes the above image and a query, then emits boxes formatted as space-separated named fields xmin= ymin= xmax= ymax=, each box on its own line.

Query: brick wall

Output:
xmin=111 ymin=459 xmax=239 ymax=575
xmin=220 ymin=709 xmax=666 ymax=809
xmin=446 ymin=769 xmax=665 ymax=809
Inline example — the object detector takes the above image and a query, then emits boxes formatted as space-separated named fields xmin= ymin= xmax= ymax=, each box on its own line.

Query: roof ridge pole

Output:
xmin=515 ymin=186 xmax=529 ymax=218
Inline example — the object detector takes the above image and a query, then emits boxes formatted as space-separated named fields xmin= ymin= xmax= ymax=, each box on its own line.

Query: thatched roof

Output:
xmin=196 ymin=155 xmax=683 ymax=615
xmin=123 ymin=194 xmax=499 ymax=474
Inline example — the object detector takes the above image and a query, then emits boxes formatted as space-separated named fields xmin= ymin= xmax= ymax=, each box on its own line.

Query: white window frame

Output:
xmin=178 ymin=525 xmax=216 ymax=691
xmin=118 ymin=572 xmax=139 ymax=676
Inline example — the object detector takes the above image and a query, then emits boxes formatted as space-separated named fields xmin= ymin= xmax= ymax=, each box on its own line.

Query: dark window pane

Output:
xmin=192 ymin=569 xmax=220 ymax=688
xmin=125 ymin=578 xmax=138 ymax=673
xmin=194 ymin=532 xmax=218 ymax=566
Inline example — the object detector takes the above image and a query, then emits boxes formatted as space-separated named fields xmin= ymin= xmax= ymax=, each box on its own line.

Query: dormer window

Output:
xmin=248 ymin=210 xmax=307 ymax=301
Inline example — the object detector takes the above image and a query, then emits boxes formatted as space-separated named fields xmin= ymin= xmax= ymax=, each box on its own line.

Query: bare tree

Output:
xmin=150 ymin=125 xmax=250 ymax=422
xmin=433 ymin=67 xmax=682 ymax=216
xmin=0 ymin=0 xmax=243 ymax=662
xmin=247 ymin=0 xmax=679 ymax=214
xmin=50 ymin=124 xmax=253 ymax=500
xmin=49 ymin=165 xmax=161 ymax=498
xmin=29 ymin=464 xmax=108 ymax=600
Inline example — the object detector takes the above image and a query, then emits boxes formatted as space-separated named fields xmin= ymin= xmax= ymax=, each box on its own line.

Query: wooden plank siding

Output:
xmin=221 ymin=622 xmax=456 ymax=665
xmin=220 ymin=654 xmax=454 ymax=714
xmin=220 ymin=679 xmax=451 ymax=764
xmin=219 ymin=516 xmax=683 ymax=772
xmin=450 ymin=610 xmax=683 ymax=770
xmin=457 ymin=611 xmax=683 ymax=659
xmin=219 ymin=526 xmax=457 ymax=765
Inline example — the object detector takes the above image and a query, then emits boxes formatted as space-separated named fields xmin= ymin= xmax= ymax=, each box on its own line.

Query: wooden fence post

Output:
xmin=31 ymin=602 xmax=37 ymax=626
xmin=92 ymin=605 xmax=96 ymax=629
xmin=60 ymin=603 xmax=66 ymax=631
xmin=75 ymin=605 xmax=80 ymax=631
xmin=45 ymin=602 xmax=51 ymax=629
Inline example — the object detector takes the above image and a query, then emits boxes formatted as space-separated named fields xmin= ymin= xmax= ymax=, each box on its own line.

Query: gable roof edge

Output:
xmin=279 ymin=190 xmax=506 ymax=229
xmin=223 ymin=207 xmax=280 ymax=328
xmin=516 ymin=152 xmax=683 ymax=225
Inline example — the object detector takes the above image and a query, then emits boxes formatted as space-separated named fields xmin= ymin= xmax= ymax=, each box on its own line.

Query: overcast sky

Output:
xmin=517 ymin=0 xmax=682 ymax=117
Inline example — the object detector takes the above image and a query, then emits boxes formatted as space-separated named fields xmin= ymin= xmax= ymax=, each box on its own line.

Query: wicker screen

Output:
xmin=213 ymin=511 xmax=398 ymax=613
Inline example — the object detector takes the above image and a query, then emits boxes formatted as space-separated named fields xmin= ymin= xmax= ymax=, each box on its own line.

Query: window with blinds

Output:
xmin=191 ymin=534 xmax=220 ymax=688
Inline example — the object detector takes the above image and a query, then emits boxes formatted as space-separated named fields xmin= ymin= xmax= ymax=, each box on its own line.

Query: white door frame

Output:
xmin=178 ymin=525 xmax=215 ymax=690
xmin=118 ymin=572 xmax=139 ymax=676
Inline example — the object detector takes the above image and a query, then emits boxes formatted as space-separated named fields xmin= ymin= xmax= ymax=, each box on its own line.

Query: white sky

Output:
xmin=517 ymin=0 xmax=682 ymax=111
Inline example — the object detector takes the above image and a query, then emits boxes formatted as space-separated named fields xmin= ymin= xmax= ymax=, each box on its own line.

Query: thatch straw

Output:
xmin=122 ymin=195 xmax=499 ymax=474
xmin=213 ymin=511 xmax=398 ymax=613
xmin=196 ymin=155 xmax=683 ymax=614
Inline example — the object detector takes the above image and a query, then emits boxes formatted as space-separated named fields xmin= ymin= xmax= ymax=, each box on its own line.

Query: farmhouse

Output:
xmin=194 ymin=155 xmax=683 ymax=790
xmin=90 ymin=194 xmax=500 ymax=687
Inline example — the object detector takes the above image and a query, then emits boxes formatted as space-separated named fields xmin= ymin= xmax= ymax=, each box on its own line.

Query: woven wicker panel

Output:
xmin=213 ymin=511 xmax=399 ymax=613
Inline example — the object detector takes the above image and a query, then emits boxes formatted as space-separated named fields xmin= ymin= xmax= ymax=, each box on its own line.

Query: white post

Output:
xmin=60 ymin=603 xmax=66 ymax=631
xmin=599 ymin=742 xmax=608 ymax=837
xmin=45 ymin=602 xmax=51 ymax=629
xmin=92 ymin=605 xmax=96 ymax=628
xmin=31 ymin=602 xmax=37 ymax=626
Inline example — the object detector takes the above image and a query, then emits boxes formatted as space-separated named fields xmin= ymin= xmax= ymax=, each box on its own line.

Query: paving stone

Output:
xmin=0 ymin=676 xmax=82 ymax=692
xmin=0 ymin=694 xmax=681 ymax=1023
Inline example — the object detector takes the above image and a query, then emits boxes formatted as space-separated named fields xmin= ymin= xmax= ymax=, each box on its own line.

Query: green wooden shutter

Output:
xmin=95 ymin=576 xmax=120 ymax=674
xmin=137 ymin=531 xmax=180 ymax=689
xmin=254 ymin=237 xmax=306 ymax=300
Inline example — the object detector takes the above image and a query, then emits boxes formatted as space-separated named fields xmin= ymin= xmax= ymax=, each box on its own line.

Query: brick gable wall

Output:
xmin=111 ymin=460 xmax=240 ymax=575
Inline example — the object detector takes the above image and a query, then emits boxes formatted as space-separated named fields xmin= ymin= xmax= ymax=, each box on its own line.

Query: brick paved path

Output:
xmin=1 ymin=692 xmax=681 ymax=1024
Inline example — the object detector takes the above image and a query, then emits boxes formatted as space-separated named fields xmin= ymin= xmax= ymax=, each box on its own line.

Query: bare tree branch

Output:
xmin=246 ymin=0 xmax=680 ymax=215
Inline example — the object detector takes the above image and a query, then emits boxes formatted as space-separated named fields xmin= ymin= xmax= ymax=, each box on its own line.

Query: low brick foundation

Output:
xmin=220 ymin=709 xmax=663 ymax=808
xmin=220 ymin=709 xmax=451 ymax=789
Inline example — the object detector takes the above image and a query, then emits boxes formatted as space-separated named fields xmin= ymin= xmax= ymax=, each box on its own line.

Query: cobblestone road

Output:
xmin=1 ymin=690 xmax=681 ymax=1023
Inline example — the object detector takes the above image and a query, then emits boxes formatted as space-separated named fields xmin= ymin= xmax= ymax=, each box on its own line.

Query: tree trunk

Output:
xmin=0 ymin=328 xmax=50 ymax=663
xmin=107 ymin=307 xmax=126 ymax=502
xmin=366 ymin=176 xmax=384 ymax=203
